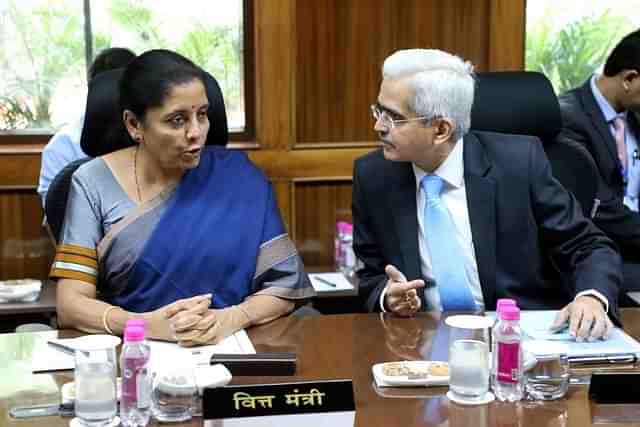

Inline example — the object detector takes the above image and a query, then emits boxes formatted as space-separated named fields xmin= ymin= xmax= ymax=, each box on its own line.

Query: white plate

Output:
xmin=372 ymin=361 xmax=449 ymax=387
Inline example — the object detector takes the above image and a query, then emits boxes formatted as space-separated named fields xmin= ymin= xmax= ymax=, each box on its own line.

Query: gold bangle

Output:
xmin=102 ymin=306 xmax=120 ymax=335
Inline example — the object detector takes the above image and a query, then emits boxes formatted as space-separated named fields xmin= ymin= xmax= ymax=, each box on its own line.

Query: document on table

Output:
xmin=517 ymin=310 xmax=640 ymax=359
xmin=32 ymin=329 xmax=255 ymax=373
xmin=147 ymin=329 xmax=255 ymax=370
xmin=309 ymin=273 xmax=354 ymax=292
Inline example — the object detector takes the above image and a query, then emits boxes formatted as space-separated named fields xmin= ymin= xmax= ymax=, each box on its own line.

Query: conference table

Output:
xmin=2 ymin=310 xmax=640 ymax=427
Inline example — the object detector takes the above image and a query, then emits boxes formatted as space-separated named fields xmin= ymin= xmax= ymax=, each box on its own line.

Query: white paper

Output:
xmin=32 ymin=333 xmax=77 ymax=373
xmin=32 ymin=330 xmax=255 ymax=373
xmin=517 ymin=310 xmax=640 ymax=358
xmin=147 ymin=329 xmax=256 ymax=370
xmin=309 ymin=273 xmax=354 ymax=292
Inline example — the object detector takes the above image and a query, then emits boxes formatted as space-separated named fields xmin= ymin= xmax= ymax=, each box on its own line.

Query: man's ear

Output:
xmin=622 ymin=70 xmax=639 ymax=91
xmin=432 ymin=118 xmax=454 ymax=145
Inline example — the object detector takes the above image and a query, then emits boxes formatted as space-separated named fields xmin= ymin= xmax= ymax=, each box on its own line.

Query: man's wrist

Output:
xmin=575 ymin=289 xmax=609 ymax=312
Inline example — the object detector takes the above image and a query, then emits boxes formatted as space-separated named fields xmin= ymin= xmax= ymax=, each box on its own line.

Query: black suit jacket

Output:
xmin=352 ymin=131 xmax=622 ymax=323
xmin=559 ymin=79 xmax=640 ymax=261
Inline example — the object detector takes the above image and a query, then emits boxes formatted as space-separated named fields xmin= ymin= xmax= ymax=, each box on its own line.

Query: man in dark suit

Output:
xmin=353 ymin=49 xmax=622 ymax=341
xmin=558 ymin=30 xmax=640 ymax=290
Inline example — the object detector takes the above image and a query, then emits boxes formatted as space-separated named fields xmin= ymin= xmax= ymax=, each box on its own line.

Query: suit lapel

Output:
xmin=463 ymin=134 xmax=497 ymax=308
xmin=580 ymin=80 xmax=619 ymax=168
xmin=388 ymin=162 xmax=422 ymax=281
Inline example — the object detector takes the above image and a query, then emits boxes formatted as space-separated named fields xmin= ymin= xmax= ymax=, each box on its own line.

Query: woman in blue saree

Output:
xmin=52 ymin=50 xmax=314 ymax=345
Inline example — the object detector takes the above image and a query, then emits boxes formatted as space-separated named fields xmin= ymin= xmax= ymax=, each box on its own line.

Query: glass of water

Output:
xmin=73 ymin=335 xmax=121 ymax=427
xmin=151 ymin=355 xmax=197 ymax=422
xmin=445 ymin=315 xmax=494 ymax=403
xmin=523 ymin=341 xmax=569 ymax=400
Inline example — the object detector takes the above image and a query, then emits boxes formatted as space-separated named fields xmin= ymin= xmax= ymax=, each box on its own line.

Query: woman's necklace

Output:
xmin=134 ymin=144 xmax=142 ymax=203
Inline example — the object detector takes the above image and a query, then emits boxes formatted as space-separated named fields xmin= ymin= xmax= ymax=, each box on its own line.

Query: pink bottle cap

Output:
xmin=343 ymin=223 xmax=353 ymax=234
xmin=124 ymin=326 xmax=145 ymax=342
xmin=496 ymin=299 xmax=517 ymax=312
xmin=501 ymin=306 xmax=520 ymax=321
xmin=126 ymin=319 xmax=146 ymax=329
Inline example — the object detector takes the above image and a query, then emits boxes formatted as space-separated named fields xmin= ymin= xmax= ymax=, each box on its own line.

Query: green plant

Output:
xmin=526 ymin=10 xmax=633 ymax=94
xmin=178 ymin=23 xmax=243 ymax=112
xmin=1 ymin=0 xmax=86 ymax=129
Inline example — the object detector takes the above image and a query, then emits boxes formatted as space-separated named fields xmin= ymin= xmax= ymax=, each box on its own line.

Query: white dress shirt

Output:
xmin=380 ymin=137 xmax=609 ymax=312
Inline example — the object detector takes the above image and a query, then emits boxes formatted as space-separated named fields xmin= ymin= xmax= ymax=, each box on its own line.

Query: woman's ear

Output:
xmin=432 ymin=118 xmax=454 ymax=145
xmin=123 ymin=110 xmax=142 ymax=142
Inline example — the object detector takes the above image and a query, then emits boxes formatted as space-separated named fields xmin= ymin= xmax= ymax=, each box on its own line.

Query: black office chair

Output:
xmin=45 ymin=158 xmax=91 ymax=243
xmin=470 ymin=71 xmax=599 ymax=217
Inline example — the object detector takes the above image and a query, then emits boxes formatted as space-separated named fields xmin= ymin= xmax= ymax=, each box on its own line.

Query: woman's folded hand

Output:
xmin=145 ymin=294 xmax=212 ymax=341
xmin=174 ymin=305 xmax=251 ymax=347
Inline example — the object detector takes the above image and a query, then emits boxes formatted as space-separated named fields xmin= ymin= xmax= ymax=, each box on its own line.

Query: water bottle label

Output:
xmin=136 ymin=368 xmax=150 ymax=409
xmin=497 ymin=342 xmax=520 ymax=384
xmin=345 ymin=246 xmax=355 ymax=268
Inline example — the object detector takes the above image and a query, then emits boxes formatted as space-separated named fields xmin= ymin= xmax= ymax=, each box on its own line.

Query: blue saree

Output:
xmin=103 ymin=146 xmax=309 ymax=311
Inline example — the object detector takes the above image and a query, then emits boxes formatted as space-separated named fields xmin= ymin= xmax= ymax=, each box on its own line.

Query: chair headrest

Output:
xmin=81 ymin=68 xmax=128 ymax=157
xmin=470 ymin=71 xmax=561 ymax=143
xmin=81 ymin=69 xmax=229 ymax=157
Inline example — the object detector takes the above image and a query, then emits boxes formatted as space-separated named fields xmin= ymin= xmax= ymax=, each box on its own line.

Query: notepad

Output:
xmin=309 ymin=273 xmax=354 ymax=292
xmin=32 ymin=329 xmax=256 ymax=373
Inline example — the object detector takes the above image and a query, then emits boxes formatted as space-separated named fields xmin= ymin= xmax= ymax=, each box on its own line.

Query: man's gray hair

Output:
xmin=382 ymin=49 xmax=475 ymax=140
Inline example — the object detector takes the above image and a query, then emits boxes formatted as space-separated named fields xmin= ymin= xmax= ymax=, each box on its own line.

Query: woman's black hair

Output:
xmin=119 ymin=49 xmax=206 ymax=121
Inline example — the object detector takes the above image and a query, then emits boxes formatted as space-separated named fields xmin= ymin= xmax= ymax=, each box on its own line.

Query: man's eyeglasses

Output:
xmin=370 ymin=104 xmax=430 ymax=129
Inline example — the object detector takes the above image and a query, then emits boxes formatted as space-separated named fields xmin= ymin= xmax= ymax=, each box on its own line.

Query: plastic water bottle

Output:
xmin=341 ymin=223 xmax=356 ymax=278
xmin=493 ymin=306 xmax=523 ymax=402
xmin=335 ymin=222 xmax=346 ymax=272
xmin=120 ymin=324 xmax=151 ymax=427
xmin=491 ymin=299 xmax=517 ymax=388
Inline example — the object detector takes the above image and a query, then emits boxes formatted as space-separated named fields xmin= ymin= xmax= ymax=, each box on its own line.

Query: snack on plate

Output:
xmin=382 ymin=361 xmax=429 ymax=377
xmin=428 ymin=362 xmax=449 ymax=376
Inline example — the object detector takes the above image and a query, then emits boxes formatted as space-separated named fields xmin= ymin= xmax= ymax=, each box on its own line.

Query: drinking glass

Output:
xmin=151 ymin=355 xmax=197 ymax=422
xmin=446 ymin=315 xmax=493 ymax=403
xmin=523 ymin=341 xmax=569 ymax=400
xmin=73 ymin=335 xmax=121 ymax=427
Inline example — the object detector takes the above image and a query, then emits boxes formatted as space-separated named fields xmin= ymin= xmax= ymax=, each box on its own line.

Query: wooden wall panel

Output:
xmin=488 ymin=0 xmax=526 ymax=71
xmin=0 ymin=0 xmax=526 ymax=282
xmin=292 ymin=180 xmax=352 ymax=267
xmin=296 ymin=0 xmax=502 ymax=145
xmin=0 ymin=192 xmax=53 ymax=280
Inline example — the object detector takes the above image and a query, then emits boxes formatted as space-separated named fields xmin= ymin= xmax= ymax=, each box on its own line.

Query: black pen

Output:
xmin=315 ymin=277 xmax=337 ymax=287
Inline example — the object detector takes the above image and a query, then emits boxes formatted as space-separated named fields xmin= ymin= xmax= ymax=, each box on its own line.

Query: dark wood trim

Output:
xmin=292 ymin=176 xmax=353 ymax=183
xmin=293 ymin=141 xmax=379 ymax=150
xmin=0 ymin=134 xmax=50 ymax=146
xmin=0 ymin=186 xmax=38 ymax=192
xmin=229 ymin=0 xmax=257 ymax=143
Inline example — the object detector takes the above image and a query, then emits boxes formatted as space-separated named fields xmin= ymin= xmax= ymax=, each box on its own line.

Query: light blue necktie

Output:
xmin=421 ymin=175 xmax=477 ymax=311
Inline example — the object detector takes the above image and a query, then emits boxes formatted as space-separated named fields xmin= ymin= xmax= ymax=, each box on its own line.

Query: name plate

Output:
xmin=203 ymin=379 xmax=355 ymax=427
